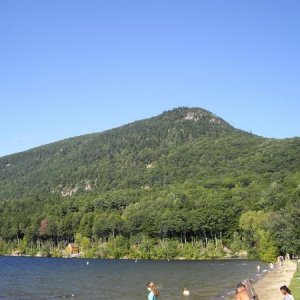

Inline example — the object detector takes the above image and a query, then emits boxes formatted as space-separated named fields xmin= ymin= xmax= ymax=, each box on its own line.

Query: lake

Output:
xmin=0 ymin=256 xmax=268 ymax=299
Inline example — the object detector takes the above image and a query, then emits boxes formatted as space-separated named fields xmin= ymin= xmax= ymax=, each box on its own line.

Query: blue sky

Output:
xmin=0 ymin=0 xmax=299 ymax=157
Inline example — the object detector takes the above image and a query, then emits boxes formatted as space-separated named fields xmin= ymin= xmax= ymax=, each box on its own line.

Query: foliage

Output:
xmin=289 ymin=262 xmax=300 ymax=299
xmin=0 ymin=107 xmax=300 ymax=261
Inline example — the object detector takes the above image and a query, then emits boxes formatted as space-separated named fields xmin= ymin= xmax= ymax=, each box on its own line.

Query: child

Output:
xmin=146 ymin=282 xmax=160 ymax=300
xmin=280 ymin=285 xmax=295 ymax=300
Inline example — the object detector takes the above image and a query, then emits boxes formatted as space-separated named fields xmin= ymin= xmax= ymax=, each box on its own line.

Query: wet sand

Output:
xmin=252 ymin=260 xmax=297 ymax=300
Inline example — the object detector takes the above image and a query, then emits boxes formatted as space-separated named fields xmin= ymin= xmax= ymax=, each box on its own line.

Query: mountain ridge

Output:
xmin=1 ymin=106 xmax=300 ymax=260
xmin=0 ymin=106 xmax=246 ymax=159
xmin=0 ymin=106 xmax=298 ymax=202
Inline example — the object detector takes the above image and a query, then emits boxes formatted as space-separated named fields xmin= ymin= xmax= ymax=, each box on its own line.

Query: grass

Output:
xmin=289 ymin=261 xmax=300 ymax=300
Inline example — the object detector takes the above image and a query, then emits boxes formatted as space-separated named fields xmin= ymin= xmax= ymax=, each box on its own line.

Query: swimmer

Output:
xmin=183 ymin=288 xmax=190 ymax=296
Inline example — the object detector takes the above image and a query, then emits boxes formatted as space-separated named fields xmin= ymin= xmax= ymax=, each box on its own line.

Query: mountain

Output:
xmin=0 ymin=107 xmax=300 ymax=260
xmin=0 ymin=107 xmax=251 ymax=200
xmin=1 ymin=107 xmax=299 ymax=201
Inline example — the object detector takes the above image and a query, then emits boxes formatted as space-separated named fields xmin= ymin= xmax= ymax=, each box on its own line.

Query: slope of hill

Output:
xmin=0 ymin=107 xmax=300 ymax=260
xmin=0 ymin=107 xmax=249 ymax=200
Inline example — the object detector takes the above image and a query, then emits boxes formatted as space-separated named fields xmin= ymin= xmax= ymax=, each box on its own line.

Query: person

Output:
xmin=146 ymin=282 xmax=160 ymax=300
xmin=279 ymin=255 xmax=284 ymax=268
xmin=280 ymin=285 xmax=295 ymax=300
xmin=183 ymin=288 xmax=190 ymax=296
xmin=235 ymin=282 xmax=250 ymax=300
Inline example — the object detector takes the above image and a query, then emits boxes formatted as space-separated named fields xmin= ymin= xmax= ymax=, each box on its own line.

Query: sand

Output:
xmin=252 ymin=260 xmax=297 ymax=300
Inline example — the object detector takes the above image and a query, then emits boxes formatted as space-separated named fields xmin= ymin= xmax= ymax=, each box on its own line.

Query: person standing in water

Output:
xmin=146 ymin=282 xmax=160 ymax=300
xmin=183 ymin=288 xmax=190 ymax=296
xmin=280 ymin=285 xmax=295 ymax=300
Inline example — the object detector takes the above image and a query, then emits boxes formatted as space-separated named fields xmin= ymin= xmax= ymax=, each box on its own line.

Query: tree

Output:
xmin=239 ymin=210 xmax=278 ymax=261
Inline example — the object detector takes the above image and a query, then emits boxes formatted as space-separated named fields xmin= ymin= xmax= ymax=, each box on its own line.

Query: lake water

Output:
xmin=0 ymin=257 xmax=268 ymax=300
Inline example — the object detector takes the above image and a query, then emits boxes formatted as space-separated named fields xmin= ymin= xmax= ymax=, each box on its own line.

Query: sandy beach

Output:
xmin=252 ymin=260 xmax=297 ymax=300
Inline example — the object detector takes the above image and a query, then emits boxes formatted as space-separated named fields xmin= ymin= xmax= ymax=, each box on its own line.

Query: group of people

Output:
xmin=145 ymin=280 xmax=294 ymax=300
xmin=146 ymin=282 xmax=191 ymax=299
xmin=235 ymin=282 xmax=294 ymax=300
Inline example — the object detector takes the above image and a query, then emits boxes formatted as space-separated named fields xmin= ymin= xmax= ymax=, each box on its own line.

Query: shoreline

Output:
xmin=1 ymin=255 xmax=296 ymax=299
xmin=252 ymin=260 xmax=297 ymax=300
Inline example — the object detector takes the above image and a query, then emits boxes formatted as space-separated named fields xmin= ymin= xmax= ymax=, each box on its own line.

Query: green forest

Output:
xmin=0 ymin=107 xmax=300 ymax=262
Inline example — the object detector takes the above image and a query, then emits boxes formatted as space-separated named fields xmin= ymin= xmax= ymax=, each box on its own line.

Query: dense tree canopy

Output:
xmin=0 ymin=107 xmax=300 ymax=260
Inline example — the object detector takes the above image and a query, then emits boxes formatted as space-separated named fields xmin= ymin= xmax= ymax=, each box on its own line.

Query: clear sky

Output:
xmin=0 ymin=0 xmax=299 ymax=157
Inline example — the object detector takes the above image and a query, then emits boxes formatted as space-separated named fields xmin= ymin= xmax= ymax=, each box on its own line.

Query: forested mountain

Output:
xmin=0 ymin=107 xmax=241 ymax=199
xmin=0 ymin=107 xmax=300 ymax=261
